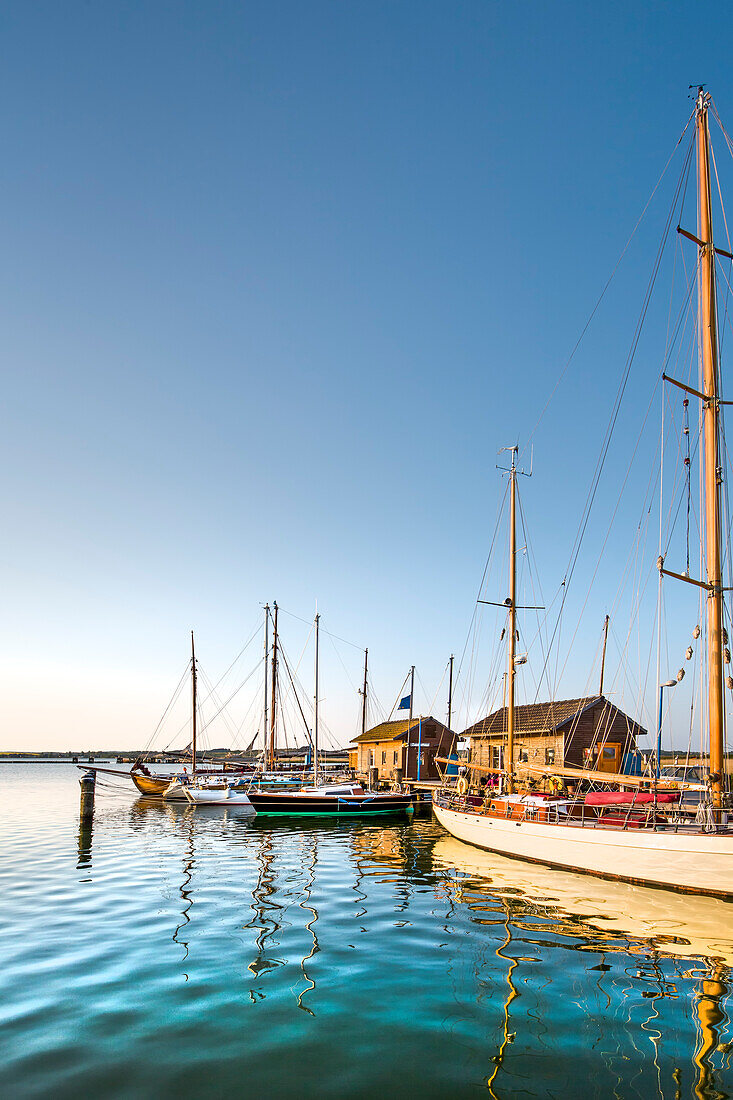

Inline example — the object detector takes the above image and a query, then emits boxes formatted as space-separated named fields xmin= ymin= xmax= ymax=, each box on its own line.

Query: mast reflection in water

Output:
xmin=0 ymin=765 xmax=731 ymax=1098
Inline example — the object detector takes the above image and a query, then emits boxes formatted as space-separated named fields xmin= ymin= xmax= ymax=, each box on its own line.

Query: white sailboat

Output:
xmin=434 ymin=89 xmax=733 ymax=898
xmin=182 ymin=781 xmax=254 ymax=808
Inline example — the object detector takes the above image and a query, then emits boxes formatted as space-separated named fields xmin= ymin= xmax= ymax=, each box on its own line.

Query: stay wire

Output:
xmin=526 ymin=110 xmax=696 ymax=446
xmin=537 ymin=130 xmax=696 ymax=696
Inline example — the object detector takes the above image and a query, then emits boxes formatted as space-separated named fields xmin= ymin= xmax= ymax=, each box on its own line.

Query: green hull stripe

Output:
xmin=253 ymin=808 xmax=413 ymax=817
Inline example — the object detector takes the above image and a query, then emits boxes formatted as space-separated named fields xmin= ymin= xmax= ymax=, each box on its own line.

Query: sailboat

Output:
xmin=434 ymin=89 xmax=733 ymax=898
xmin=128 ymin=632 xmax=253 ymax=799
xmin=247 ymin=613 xmax=415 ymax=816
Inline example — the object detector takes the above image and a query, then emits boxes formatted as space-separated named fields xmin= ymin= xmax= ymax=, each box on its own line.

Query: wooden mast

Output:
xmin=407 ymin=665 xmax=415 ymax=778
xmin=599 ymin=614 xmax=610 ymax=696
xmin=408 ymin=666 xmax=415 ymax=725
xmin=313 ymin=612 xmax=320 ymax=786
xmin=191 ymin=630 xmax=197 ymax=774
xmin=263 ymin=604 xmax=269 ymax=759
xmin=506 ymin=450 xmax=518 ymax=794
xmin=268 ymin=601 xmax=278 ymax=771
xmin=697 ymin=88 xmax=725 ymax=814
xmin=361 ymin=648 xmax=368 ymax=738
xmin=447 ymin=654 xmax=454 ymax=734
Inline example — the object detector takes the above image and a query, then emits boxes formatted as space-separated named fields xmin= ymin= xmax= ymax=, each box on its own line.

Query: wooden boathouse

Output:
xmin=350 ymin=717 xmax=453 ymax=782
xmin=464 ymin=696 xmax=645 ymax=775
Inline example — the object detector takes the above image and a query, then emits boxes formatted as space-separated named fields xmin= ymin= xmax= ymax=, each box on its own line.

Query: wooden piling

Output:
xmin=79 ymin=770 xmax=96 ymax=819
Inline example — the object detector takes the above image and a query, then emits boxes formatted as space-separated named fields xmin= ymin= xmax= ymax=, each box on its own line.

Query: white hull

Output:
xmin=433 ymin=803 xmax=733 ymax=898
xmin=162 ymin=780 xmax=189 ymax=800
xmin=183 ymin=786 xmax=254 ymax=808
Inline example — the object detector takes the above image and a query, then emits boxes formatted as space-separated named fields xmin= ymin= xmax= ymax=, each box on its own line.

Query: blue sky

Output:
xmin=2 ymin=1 xmax=733 ymax=751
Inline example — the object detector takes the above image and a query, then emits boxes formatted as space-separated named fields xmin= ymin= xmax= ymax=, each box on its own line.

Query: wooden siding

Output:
xmin=468 ymin=699 xmax=642 ymax=774
xmin=356 ymin=718 xmax=454 ymax=781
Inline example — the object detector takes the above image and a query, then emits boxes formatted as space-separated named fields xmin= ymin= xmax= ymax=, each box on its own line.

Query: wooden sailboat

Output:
xmin=130 ymin=632 xmax=202 ymax=798
xmin=128 ymin=632 xmax=254 ymax=798
xmin=434 ymin=89 xmax=733 ymax=897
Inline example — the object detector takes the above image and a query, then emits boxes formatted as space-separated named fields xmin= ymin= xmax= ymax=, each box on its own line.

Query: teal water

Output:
xmin=1 ymin=765 xmax=731 ymax=1099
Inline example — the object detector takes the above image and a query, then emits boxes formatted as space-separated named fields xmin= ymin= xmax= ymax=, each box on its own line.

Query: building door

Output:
xmin=587 ymin=743 xmax=621 ymax=773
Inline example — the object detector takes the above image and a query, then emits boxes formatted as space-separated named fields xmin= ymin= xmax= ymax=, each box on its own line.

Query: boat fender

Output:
xmin=456 ymin=776 xmax=469 ymax=796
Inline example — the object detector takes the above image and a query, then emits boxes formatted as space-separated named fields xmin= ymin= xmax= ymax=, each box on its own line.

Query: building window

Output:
xmin=393 ymin=751 xmax=398 ymax=765
xmin=492 ymin=746 xmax=501 ymax=769
xmin=381 ymin=751 xmax=386 ymax=765
xmin=545 ymin=748 xmax=555 ymax=765
xmin=369 ymin=750 xmax=374 ymax=766
xmin=518 ymin=748 xmax=528 ymax=763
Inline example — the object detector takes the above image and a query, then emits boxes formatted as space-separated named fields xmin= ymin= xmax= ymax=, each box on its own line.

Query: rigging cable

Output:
xmin=536 ymin=131 xmax=697 ymax=700
xmin=527 ymin=109 xmax=696 ymax=446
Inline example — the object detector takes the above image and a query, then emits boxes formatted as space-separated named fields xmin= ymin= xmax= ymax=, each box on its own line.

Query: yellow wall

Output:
xmin=358 ymin=741 xmax=404 ymax=778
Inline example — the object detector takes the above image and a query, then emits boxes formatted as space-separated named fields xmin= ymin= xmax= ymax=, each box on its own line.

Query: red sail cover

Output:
xmin=585 ymin=791 xmax=680 ymax=806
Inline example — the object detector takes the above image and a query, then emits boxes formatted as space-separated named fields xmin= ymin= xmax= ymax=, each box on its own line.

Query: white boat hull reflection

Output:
xmin=432 ymin=833 xmax=733 ymax=964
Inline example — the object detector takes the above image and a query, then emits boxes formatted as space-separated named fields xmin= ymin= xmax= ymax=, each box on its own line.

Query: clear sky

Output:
xmin=2 ymin=0 xmax=733 ymax=752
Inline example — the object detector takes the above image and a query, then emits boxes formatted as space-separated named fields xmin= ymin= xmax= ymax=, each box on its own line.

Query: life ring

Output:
xmin=456 ymin=776 xmax=469 ymax=796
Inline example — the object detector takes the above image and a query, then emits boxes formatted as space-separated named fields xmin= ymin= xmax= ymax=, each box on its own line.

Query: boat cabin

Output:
xmin=463 ymin=696 xmax=645 ymax=776
xmin=351 ymin=717 xmax=453 ymax=782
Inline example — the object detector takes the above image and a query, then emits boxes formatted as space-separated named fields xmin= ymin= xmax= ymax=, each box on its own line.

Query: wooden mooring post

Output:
xmin=79 ymin=769 xmax=96 ymax=819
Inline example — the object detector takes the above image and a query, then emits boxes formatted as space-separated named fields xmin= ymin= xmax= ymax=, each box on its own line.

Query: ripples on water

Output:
xmin=0 ymin=765 xmax=731 ymax=1099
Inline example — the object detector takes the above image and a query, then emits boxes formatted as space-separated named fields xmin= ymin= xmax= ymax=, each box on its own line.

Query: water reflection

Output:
xmin=432 ymin=834 xmax=733 ymax=966
xmin=433 ymin=834 xmax=733 ymax=1098
xmin=296 ymin=832 xmax=320 ymax=1015
xmin=246 ymin=829 xmax=286 ymax=989
xmin=172 ymin=812 xmax=195 ymax=975
xmin=694 ymin=967 xmax=729 ymax=1099
xmin=76 ymin=817 xmax=93 ymax=868
xmin=67 ymin=785 xmax=733 ymax=1097
xmin=486 ymin=900 xmax=519 ymax=1099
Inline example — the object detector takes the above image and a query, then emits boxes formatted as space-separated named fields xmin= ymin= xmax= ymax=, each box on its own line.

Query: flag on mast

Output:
xmin=398 ymin=694 xmax=411 ymax=711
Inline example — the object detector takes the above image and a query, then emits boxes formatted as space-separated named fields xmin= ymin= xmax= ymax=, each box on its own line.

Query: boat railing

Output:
xmin=435 ymin=788 xmax=719 ymax=831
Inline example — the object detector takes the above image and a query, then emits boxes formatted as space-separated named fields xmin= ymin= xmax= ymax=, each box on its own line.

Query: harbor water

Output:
xmin=1 ymin=763 xmax=731 ymax=1099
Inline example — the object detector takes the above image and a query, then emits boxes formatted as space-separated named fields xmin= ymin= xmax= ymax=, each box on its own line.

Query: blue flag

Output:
xmin=398 ymin=694 xmax=411 ymax=711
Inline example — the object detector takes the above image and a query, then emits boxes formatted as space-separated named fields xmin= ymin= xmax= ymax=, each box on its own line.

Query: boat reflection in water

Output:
xmin=433 ymin=834 xmax=732 ymax=1098
xmin=113 ymin=801 xmax=732 ymax=1095
xmin=433 ymin=834 xmax=733 ymax=966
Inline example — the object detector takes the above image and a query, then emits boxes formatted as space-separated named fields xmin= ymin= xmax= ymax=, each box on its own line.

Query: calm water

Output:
xmin=1 ymin=765 xmax=732 ymax=1099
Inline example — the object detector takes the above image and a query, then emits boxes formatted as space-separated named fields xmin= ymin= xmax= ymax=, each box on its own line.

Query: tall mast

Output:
xmin=269 ymin=601 xmax=278 ymax=771
xmin=191 ymin=630 xmax=197 ymax=774
xmin=599 ymin=614 xmax=610 ymax=696
xmin=409 ymin=665 xmax=415 ymax=727
xmin=447 ymin=654 xmax=454 ymax=733
xmin=361 ymin=648 xmax=368 ymax=737
xmin=263 ymin=604 xmax=269 ymax=757
xmin=697 ymin=88 xmax=724 ymax=814
xmin=313 ymin=612 xmax=320 ymax=786
xmin=507 ymin=450 xmax=517 ymax=794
